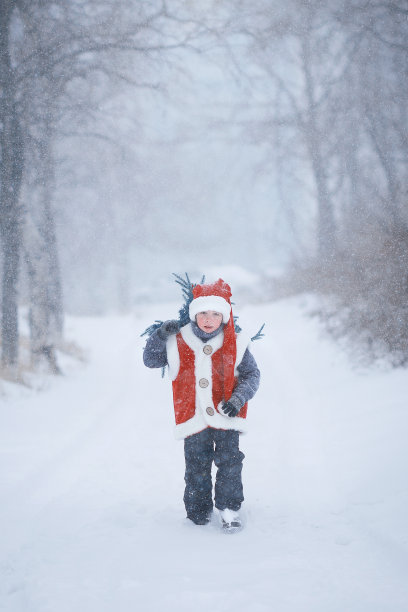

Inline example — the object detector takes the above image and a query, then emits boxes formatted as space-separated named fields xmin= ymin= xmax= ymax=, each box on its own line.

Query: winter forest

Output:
xmin=0 ymin=0 xmax=407 ymax=373
xmin=1 ymin=1 xmax=408 ymax=611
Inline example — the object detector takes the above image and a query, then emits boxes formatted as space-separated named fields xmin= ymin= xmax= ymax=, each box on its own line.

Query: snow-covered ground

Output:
xmin=1 ymin=296 xmax=407 ymax=612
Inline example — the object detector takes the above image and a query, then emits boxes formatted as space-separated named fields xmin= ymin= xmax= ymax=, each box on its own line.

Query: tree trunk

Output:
xmin=301 ymin=20 xmax=336 ymax=263
xmin=23 ymin=127 xmax=63 ymax=373
xmin=314 ymin=153 xmax=336 ymax=262
xmin=1 ymin=218 xmax=21 ymax=367
xmin=0 ymin=2 xmax=24 ymax=369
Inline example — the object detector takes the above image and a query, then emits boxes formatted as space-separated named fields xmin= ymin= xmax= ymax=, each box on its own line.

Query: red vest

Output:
xmin=166 ymin=324 xmax=249 ymax=440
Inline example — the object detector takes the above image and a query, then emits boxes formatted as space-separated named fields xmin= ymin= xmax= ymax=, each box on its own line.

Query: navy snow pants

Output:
xmin=183 ymin=428 xmax=245 ymax=522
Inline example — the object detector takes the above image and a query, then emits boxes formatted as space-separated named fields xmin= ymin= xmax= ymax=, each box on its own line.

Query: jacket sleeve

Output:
xmin=143 ymin=329 xmax=168 ymax=368
xmin=232 ymin=348 xmax=260 ymax=406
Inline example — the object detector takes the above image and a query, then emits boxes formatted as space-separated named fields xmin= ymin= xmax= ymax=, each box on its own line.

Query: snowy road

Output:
xmin=1 ymin=298 xmax=408 ymax=611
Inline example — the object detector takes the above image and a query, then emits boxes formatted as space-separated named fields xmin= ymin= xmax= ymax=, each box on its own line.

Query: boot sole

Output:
xmin=221 ymin=520 xmax=242 ymax=534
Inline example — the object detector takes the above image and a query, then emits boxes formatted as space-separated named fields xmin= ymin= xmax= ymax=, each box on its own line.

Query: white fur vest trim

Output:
xmin=166 ymin=323 xmax=251 ymax=440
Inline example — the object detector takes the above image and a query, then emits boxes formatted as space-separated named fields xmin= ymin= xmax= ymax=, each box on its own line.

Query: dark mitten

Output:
xmin=221 ymin=396 xmax=242 ymax=417
xmin=157 ymin=319 xmax=180 ymax=340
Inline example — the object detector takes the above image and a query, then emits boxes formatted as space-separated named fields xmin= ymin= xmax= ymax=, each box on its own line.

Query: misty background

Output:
xmin=1 ymin=0 xmax=407 ymax=374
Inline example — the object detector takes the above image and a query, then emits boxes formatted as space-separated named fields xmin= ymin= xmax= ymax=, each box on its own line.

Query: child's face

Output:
xmin=196 ymin=311 xmax=223 ymax=333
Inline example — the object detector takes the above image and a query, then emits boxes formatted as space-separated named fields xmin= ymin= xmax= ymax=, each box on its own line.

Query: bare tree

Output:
xmin=216 ymin=0 xmax=408 ymax=361
xmin=0 ymin=1 xmax=24 ymax=369
xmin=1 ymin=0 xmax=203 ymax=373
xmin=218 ymin=0 xmax=358 ymax=261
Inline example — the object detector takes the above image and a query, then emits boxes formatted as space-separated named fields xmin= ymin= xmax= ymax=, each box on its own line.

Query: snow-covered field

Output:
xmin=1 ymin=296 xmax=407 ymax=612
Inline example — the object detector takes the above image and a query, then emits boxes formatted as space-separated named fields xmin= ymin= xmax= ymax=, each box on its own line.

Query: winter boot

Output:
xmin=219 ymin=509 xmax=242 ymax=533
xmin=187 ymin=511 xmax=212 ymax=526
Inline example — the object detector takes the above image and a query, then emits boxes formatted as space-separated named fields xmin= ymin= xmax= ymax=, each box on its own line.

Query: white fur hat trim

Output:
xmin=189 ymin=295 xmax=231 ymax=323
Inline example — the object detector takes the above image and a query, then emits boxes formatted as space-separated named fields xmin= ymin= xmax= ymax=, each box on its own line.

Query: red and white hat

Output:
xmin=189 ymin=278 xmax=232 ymax=323
xmin=189 ymin=278 xmax=237 ymax=401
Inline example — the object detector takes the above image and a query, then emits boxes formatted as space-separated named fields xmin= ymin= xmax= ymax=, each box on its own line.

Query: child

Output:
xmin=143 ymin=278 xmax=260 ymax=532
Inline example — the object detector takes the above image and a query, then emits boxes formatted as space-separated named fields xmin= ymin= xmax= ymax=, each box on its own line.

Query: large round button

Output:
xmin=206 ymin=406 xmax=215 ymax=416
xmin=203 ymin=345 xmax=213 ymax=355
xmin=199 ymin=378 xmax=209 ymax=388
